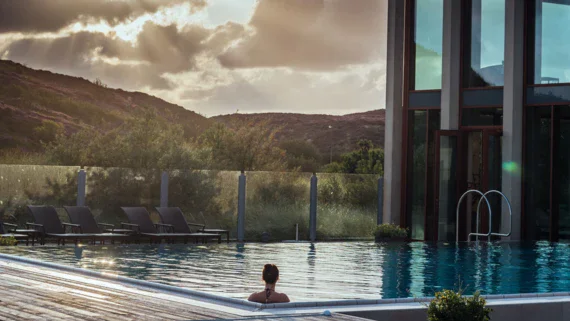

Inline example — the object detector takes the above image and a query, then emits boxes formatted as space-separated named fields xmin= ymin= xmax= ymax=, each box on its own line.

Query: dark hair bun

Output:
xmin=262 ymin=264 xmax=279 ymax=284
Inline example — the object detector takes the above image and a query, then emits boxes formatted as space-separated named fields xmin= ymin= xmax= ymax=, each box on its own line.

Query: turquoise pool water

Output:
xmin=1 ymin=242 xmax=568 ymax=301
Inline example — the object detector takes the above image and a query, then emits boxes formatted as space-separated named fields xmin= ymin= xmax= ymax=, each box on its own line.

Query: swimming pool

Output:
xmin=1 ymin=241 xmax=569 ymax=302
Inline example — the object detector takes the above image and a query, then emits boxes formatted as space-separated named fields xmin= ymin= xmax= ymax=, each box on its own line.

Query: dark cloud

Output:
xmin=0 ymin=0 xmax=206 ymax=33
xmin=218 ymin=0 xmax=387 ymax=70
xmin=1 ymin=19 xmax=216 ymax=89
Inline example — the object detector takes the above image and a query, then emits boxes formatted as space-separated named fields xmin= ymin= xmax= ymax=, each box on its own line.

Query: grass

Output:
xmin=245 ymin=202 xmax=375 ymax=241
xmin=0 ymin=164 xmax=379 ymax=241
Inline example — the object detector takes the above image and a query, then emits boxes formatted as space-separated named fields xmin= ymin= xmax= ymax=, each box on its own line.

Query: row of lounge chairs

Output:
xmin=0 ymin=206 xmax=230 ymax=245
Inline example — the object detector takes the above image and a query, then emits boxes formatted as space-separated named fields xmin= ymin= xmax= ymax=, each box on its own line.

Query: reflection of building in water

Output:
xmin=380 ymin=244 xmax=412 ymax=299
xmin=383 ymin=0 xmax=570 ymax=243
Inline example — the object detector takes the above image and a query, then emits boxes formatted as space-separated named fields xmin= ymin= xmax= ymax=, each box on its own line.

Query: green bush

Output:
xmin=0 ymin=236 xmax=17 ymax=246
xmin=374 ymin=223 xmax=408 ymax=238
xmin=427 ymin=290 xmax=492 ymax=321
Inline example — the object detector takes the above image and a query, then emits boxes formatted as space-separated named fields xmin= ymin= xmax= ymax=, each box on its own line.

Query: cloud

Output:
xmin=1 ymin=19 xmax=216 ymax=89
xmin=177 ymin=66 xmax=386 ymax=116
xmin=0 ymin=0 xmax=206 ymax=33
xmin=218 ymin=0 xmax=387 ymax=70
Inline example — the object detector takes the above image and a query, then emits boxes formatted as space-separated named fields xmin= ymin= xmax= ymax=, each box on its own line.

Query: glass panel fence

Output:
xmin=245 ymin=171 xmax=312 ymax=242
xmin=168 ymin=169 xmax=239 ymax=238
xmin=316 ymin=173 xmax=378 ymax=240
xmin=0 ymin=164 xmax=80 ymax=224
xmin=84 ymin=167 xmax=162 ymax=226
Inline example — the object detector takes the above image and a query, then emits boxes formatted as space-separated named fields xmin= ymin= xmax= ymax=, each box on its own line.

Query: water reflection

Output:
xmin=2 ymin=242 xmax=570 ymax=301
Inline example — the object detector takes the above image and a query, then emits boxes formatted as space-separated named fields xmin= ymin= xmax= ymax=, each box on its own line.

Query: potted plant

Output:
xmin=427 ymin=289 xmax=492 ymax=321
xmin=373 ymin=223 xmax=408 ymax=242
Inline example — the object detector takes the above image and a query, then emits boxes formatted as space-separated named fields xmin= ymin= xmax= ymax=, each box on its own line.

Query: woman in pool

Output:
xmin=248 ymin=264 xmax=290 ymax=303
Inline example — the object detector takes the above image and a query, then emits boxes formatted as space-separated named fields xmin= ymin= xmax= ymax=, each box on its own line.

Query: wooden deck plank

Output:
xmin=0 ymin=260 xmax=369 ymax=321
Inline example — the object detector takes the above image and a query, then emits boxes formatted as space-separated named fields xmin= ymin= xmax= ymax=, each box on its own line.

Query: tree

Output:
xmin=279 ymin=139 xmax=322 ymax=172
xmin=199 ymin=120 xmax=287 ymax=171
xmin=34 ymin=120 xmax=64 ymax=143
xmin=324 ymin=139 xmax=384 ymax=175
xmin=44 ymin=108 xmax=199 ymax=169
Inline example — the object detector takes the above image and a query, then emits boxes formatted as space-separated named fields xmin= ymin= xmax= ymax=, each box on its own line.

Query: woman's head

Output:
xmin=262 ymin=264 xmax=279 ymax=284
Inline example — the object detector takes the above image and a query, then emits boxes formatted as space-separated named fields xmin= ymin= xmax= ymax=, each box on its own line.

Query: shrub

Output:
xmin=427 ymin=290 xmax=492 ymax=321
xmin=0 ymin=236 xmax=17 ymax=246
xmin=374 ymin=223 xmax=408 ymax=238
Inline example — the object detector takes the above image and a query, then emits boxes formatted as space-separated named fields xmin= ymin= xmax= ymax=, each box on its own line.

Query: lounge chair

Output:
xmin=26 ymin=205 xmax=98 ymax=245
xmin=156 ymin=207 xmax=229 ymax=242
xmin=0 ymin=222 xmax=30 ymax=245
xmin=64 ymin=206 xmax=134 ymax=244
xmin=120 ymin=207 xmax=221 ymax=244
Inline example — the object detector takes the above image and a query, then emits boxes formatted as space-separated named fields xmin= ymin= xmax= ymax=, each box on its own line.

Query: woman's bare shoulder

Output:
xmin=248 ymin=291 xmax=264 ymax=303
xmin=272 ymin=292 xmax=290 ymax=303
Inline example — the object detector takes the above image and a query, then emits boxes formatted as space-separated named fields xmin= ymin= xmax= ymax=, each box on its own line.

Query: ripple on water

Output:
xmin=1 ymin=242 xmax=569 ymax=301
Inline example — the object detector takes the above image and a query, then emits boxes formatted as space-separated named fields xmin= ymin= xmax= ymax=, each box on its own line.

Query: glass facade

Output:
xmin=461 ymin=108 xmax=503 ymax=127
xmin=406 ymin=110 xmax=440 ymax=240
xmin=529 ymin=0 xmax=570 ymax=84
xmin=400 ymin=0 xmax=570 ymax=241
xmin=463 ymin=0 xmax=506 ymax=87
xmin=524 ymin=106 xmax=570 ymax=241
xmin=412 ymin=0 xmax=444 ymax=90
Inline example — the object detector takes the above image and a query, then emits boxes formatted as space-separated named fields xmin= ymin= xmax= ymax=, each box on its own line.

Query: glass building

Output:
xmin=383 ymin=0 xmax=570 ymax=242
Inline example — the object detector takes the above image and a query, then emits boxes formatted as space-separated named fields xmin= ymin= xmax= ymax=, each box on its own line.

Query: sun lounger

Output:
xmin=120 ymin=207 xmax=221 ymax=244
xmin=0 ymin=221 xmax=30 ymax=245
xmin=64 ymin=206 xmax=134 ymax=244
xmin=156 ymin=207 xmax=228 ymax=242
xmin=26 ymin=205 xmax=98 ymax=245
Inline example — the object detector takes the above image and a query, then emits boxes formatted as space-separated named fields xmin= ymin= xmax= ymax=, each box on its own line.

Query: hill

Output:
xmin=0 ymin=60 xmax=212 ymax=150
xmin=0 ymin=60 xmax=385 ymax=157
xmin=213 ymin=110 xmax=385 ymax=156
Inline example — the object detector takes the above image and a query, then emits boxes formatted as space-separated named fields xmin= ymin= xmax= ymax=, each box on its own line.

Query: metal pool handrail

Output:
xmin=456 ymin=189 xmax=493 ymax=243
xmin=475 ymin=190 xmax=513 ymax=240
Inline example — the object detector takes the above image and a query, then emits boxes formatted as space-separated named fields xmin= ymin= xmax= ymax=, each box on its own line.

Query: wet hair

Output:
xmin=262 ymin=264 xmax=279 ymax=284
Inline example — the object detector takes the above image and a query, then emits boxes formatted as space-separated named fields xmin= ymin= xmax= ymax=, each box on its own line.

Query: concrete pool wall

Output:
xmin=1 ymin=252 xmax=570 ymax=321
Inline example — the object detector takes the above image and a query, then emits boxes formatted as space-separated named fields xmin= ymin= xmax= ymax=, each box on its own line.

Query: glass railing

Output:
xmin=245 ymin=171 xmax=312 ymax=241
xmin=168 ymin=169 xmax=239 ymax=238
xmin=317 ymin=173 xmax=378 ymax=240
xmin=85 ymin=167 xmax=162 ymax=226
xmin=0 ymin=164 xmax=382 ymax=241
xmin=0 ymin=164 xmax=79 ymax=224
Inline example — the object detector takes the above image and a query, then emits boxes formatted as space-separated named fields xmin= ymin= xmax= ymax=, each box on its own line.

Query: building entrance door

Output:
xmin=432 ymin=129 xmax=502 ymax=242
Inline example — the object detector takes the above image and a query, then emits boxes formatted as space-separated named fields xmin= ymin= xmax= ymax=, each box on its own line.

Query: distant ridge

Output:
xmin=0 ymin=60 xmax=385 ymax=155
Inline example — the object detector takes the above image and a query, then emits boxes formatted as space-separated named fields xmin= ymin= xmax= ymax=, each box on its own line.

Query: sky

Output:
xmin=0 ymin=0 xmax=388 ymax=117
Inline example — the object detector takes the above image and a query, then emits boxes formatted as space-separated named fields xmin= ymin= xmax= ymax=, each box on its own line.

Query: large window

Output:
xmin=406 ymin=110 xmax=440 ymax=240
xmin=463 ymin=0 xmax=505 ymax=87
xmin=525 ymin=105 xmax=570 ymax=241
xmin=529 ymin=0 xmax=570 ymax=84
xmin=411 ymin=0 xmax=444 ymax=90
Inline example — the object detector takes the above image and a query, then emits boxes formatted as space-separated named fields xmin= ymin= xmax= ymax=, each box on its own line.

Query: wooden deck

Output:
xmin=0 ymin=259 xmax=370 ymax=321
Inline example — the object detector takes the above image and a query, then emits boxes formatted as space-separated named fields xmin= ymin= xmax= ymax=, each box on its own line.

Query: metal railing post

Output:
xmin=77 ymin=169 xmax=86 ymax=206
xmin=160 ymin=171 xmax=168 ymax=207
xmin=309 ymin=173 xmax=318 ymax=242
xmin=237 ymin=171 xmax=246 ymax=242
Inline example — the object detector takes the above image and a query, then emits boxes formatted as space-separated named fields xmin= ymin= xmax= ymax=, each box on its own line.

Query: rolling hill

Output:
xmin=0 ymin=60 xmax=385 ymax=157
xmin=213 ymin=110 xmax=385 ymax=156
xmin=0 ymin=60 xmax=212 ymax=150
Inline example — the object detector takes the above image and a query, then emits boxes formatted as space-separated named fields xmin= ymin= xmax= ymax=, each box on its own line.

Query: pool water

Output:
xmin=1 ymin=242 xmax=569 ymax=301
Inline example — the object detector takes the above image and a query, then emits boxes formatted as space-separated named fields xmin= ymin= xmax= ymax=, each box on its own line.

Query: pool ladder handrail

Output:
xmin=474 ymin=190 xmax=513 ymax=240
xmin=456 ymin=190 xmax=493 ymax=243
xmin=455 ymin=189 xmax=513 ymax=242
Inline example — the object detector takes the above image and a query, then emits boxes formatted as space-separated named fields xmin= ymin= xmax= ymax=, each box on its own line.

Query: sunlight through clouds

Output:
xmin=0 ymin=0 xmax=387 ymax=116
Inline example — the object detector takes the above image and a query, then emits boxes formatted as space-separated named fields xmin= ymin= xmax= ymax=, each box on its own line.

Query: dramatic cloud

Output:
xmin=0 ymin=0 xmax=388 ymax=115
xmin=1 ymin=20 xmax=224 ymax=89
xmin=218 ymin=0 xmax=387 ymax=70
xmin=0 ymin=0 xmax=206 ymax=33
xmin=173 ymin=64 xmax=386 ymax=116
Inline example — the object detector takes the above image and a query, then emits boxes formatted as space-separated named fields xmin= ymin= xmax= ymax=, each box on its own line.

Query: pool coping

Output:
xmin=2 ymin=252 xmax=570 ymax=311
